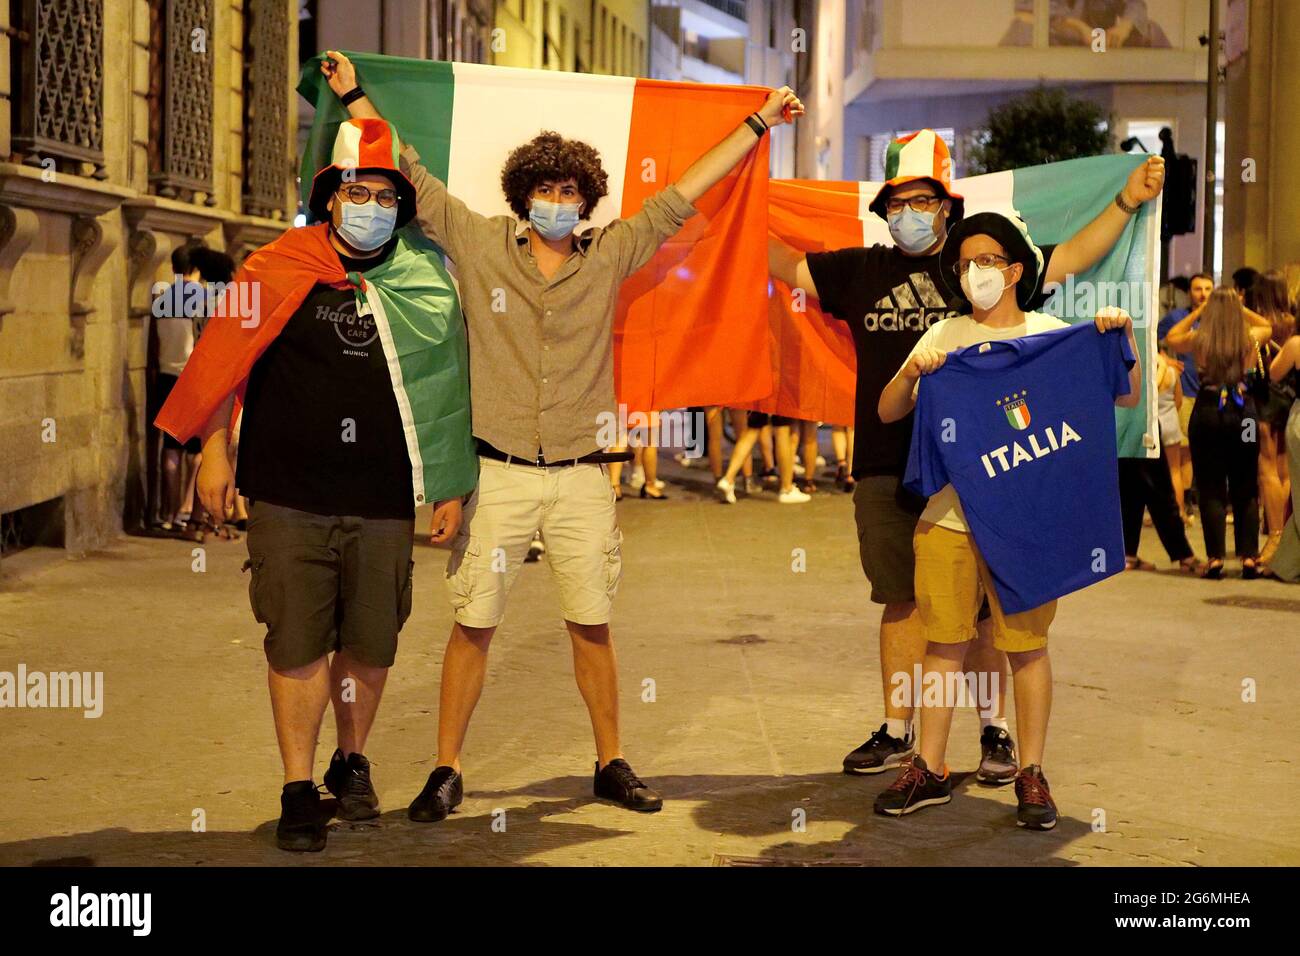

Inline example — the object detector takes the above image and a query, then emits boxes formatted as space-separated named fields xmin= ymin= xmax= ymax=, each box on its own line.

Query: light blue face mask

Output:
xmin=336 ymin=201 xmax=398 ymax=252
xmin=887 ymin=207 xmax=940 ymax=255
xmin=529 ymin=198 xmax=583 ymax=241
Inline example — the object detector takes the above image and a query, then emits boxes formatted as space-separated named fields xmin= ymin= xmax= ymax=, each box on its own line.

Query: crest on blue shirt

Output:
xmin=997 ymin=390 xmax=1031 ymax=430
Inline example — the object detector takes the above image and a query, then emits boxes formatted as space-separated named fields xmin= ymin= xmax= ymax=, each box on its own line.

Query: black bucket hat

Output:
xmin=940 ymin=211 xmax=1045 ymax=310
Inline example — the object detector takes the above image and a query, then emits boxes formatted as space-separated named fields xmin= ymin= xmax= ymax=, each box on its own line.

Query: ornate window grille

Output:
xmin=8 ymin=0 xmax=105 ymax=177
xmin=147 ymin=0 xmax=215 ymax=202
xmin=242 ymin=0 xmax=290 ymax=219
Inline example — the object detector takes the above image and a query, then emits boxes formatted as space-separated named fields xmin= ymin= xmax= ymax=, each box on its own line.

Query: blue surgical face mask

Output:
xmin=335 ymin=201 xmax=397 ymax=252
xmin=529 ymin=198 xmax=583 ymax=241
xmin=887 ymin=207 xmax=940 ymax=255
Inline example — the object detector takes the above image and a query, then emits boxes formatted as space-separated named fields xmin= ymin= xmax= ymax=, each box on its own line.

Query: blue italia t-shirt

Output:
xmin=904 ymin=322 xmax=1136 ymax=614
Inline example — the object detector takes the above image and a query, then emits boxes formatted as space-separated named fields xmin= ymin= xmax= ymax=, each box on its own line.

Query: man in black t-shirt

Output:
xmin=184 ymin=119 xmax=472 ymax=852
xmin=769 ymin=129 xmax=1165 ymax=784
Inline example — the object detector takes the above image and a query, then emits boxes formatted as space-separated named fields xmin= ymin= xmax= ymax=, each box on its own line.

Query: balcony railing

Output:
xmin=242 ymin=0 xmax=290 ymax=219
xmin=8 ymin=0 xmax=106 ymax=177
xmin=697 ymin=0 xmax=747 ymax=23
xmin=148 ymin=0 xmax=215 ymax=203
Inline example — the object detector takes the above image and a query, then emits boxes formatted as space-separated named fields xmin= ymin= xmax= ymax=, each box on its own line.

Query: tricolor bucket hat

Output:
xmin=867 ymin=129 xmax=965 ymax=223
xmin=307 ymin=117 xmax=417 ymax=228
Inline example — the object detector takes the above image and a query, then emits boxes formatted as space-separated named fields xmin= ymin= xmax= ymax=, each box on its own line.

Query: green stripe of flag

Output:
xmin=298 ymin=52 xmax=456 ymax=214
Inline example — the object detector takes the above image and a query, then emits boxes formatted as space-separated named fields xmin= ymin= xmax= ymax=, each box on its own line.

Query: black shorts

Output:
xmin=747 ymin=411 xmax=794 ymax=429
xmin=244 ymin=500 xmax=415 ymax=670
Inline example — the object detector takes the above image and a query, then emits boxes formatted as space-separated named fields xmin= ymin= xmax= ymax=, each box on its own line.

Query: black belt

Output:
xmin=476 ymin=440 xmax=633 ymax=468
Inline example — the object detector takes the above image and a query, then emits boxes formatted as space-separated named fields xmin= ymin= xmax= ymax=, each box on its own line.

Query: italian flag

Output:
xmin=766 ymin=153 xmax=1162 ymax=458
xmin=298 ymin=53 xmax=774 ymax=414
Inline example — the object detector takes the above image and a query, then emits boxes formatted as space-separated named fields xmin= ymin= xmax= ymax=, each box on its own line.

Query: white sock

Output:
xmin=981 ymin=715 xmax=1010 ymax=733
xmin=886 ymin=717 xmax=913 ymax=742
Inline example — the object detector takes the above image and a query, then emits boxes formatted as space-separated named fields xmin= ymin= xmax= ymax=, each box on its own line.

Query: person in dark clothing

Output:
xmin=1118 ymin=429 xmax=1200 ymax=573
xmin=1167 ymin=289 xmax=1274 ymax=578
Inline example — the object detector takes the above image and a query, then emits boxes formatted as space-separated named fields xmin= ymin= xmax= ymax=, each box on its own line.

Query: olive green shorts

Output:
xmin=852 ymin=475 xmax=922 ymax=606
xmin=244 ymin=500 xmax=415 ymax=670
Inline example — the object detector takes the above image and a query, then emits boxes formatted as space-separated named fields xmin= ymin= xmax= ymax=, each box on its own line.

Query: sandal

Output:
xmin=1201 ymin=559 xmax=1224 ymax=580
xmin=1177 ymin=556 xmax=1204 ymax=574
xmin=1124 ymin=556 xmax=1156 ymax=571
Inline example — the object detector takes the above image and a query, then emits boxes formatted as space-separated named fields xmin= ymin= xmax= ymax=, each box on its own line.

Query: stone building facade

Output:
xmin=0 ymin=0 xmax=300 ymax=566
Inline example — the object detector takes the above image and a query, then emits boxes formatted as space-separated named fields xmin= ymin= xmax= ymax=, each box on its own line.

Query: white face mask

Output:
xmin=960 ymin=261 xmax=1011 ymax=311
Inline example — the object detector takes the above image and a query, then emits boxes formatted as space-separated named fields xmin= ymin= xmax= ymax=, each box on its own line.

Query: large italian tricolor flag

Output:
xmin=766 ymin=153 xmax=1162 ymax=458
xmin=298 ymin=53 xmax=773 ymax=414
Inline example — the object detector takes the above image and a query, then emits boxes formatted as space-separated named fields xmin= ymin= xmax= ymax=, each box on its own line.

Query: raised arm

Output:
xmin=321 ymin=51 xmax=485 ymax=258
xmin=673 ymin=87 xmax=804 ymax=205
xmin=1164 ymin=302 xmax=1203 ymax=353
xmin=1042 ymin=156 xmax=1165 ymax=286
xmin=1243 ymin=306 xmax=1274 ymax=345
xmin=768 ymin=236 xmax=820 ymax=301
xmin=1270 ymin=335 xmax=1300 ymax=382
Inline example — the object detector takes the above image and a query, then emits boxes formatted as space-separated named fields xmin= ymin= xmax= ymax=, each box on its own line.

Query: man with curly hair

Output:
xmin=321 ymin=51 xmax=803 ymax=819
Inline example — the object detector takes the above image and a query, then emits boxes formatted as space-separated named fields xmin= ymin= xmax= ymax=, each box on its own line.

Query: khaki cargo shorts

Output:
xmin=446 ymin=457 xmax=622 ymax=628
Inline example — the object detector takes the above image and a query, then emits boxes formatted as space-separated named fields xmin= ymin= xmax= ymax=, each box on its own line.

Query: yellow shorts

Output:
xmin=913 ymin=520 xmax=1055 ymax=653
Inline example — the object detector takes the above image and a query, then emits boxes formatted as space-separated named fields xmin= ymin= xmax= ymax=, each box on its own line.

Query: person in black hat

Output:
xmin=873 ymin=211 xmax=1140 ymax=830
xmin=767 ymin=133 xmax=1165 ymax=787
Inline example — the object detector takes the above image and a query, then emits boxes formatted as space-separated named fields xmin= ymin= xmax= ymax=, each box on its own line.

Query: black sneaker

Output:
xmin=276 ymin=780 xmax=327 ymax=852
xmin=593 ymin=758 xmax=662 ymax=812
xmin=408 ymin=765 xmax=463 ymax=822
xmin=872 ymin=756 xmax=952 ymax=817
xmin=843 ymin=722 xmax=914 ymax=775
xmin=976 ymin=726 xmax=1018 ymax=786
xmin=323 ymin=748 xmax=380 ymax=821
xmin=1014 ymin=764 xmax=1058 ymax=830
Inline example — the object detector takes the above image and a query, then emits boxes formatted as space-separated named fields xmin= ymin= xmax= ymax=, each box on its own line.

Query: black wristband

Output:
xmin=340 ymin=86 xmax=366 ymax=107
xmin=744 ymin=114 xmax=767 ymax=138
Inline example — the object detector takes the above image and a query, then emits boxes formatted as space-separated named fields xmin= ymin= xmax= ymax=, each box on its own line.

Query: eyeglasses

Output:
xmin=953 ymin=254 xmax=1010 ymax=276
xmin=884 ymin=195 xmax=942 ymax=215
xmin=337 ymin=184 xmax=399 ymax=208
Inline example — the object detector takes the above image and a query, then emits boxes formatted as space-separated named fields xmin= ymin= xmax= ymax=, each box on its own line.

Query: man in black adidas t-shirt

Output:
xmin=769 ymin=129 xmax=1165 ymax=784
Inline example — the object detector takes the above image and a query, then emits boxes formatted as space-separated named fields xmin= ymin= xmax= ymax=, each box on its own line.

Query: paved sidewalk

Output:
xmin=1 ymin=464 xmax=1297 ymax=866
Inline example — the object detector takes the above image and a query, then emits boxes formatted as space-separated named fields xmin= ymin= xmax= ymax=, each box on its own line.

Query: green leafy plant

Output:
xmin=966 ymin=87 xmax=1114 ymax=174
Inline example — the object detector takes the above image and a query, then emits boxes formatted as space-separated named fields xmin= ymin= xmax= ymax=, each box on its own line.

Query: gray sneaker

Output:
xmin=976 ymin=726 xmax=1018 ymax=785
xmin=842 ymin=723 xmax=914 ymax=775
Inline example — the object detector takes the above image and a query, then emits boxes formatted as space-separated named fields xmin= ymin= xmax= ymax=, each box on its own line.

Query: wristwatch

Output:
xmin=1114 ymin=191 xmax=1140 ymax=215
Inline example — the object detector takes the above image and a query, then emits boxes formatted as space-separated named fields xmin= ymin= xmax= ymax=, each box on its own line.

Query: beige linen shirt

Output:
xmin=399 ymin=146 xmax=697 ymax=461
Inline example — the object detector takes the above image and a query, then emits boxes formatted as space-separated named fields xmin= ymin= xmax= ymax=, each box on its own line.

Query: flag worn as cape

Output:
xmin=154 ymin=224 xmax=478 ymax=505
xmin=298 ymin=52 xmax=773 ymax=414
xmin=765 ymin=153 xmax=1161 ymax=458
